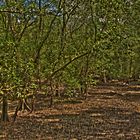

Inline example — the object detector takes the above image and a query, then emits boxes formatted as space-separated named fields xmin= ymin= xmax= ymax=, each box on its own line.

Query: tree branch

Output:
xmin=50 ymin=51 xmax=91 ymax=78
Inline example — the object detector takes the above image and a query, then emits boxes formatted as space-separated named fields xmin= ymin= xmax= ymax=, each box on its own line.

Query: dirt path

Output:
xmin=0 ymin=85 xmax=140 ymax=140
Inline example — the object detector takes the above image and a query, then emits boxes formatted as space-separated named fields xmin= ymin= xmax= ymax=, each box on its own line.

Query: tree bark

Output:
xmin=13 ymin=99 xmax=31 ymax=122
xmin=1 ymin=95 xmax=9 ymax=122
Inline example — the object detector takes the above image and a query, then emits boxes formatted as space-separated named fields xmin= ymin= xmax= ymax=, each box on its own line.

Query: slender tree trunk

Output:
xmin=49 ymin=80 xmax=54 ymax=108
xmin=129 ymin=55 xmax=133 ymax=78
xmin=103 ymin=70 xmax=107 ymax=83
xmin=13 ymin=99 xmax=31 ymax=122
xmin=1 ymin=95 xmax=9 ymax=122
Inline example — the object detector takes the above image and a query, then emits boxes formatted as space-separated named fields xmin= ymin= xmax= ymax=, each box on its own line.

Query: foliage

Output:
xmin=0 ymin=0 xmax=140 ymax=121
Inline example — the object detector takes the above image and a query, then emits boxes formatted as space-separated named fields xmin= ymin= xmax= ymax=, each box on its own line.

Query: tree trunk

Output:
xmin=1 ymin=95 xmax=9 ymax=122
xmin=13 ymin=99 xmax=31 ymax=122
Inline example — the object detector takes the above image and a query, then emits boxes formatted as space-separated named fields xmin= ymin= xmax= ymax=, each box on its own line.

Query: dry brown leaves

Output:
xmin=0 ymin=84 xmax=140 ymax=139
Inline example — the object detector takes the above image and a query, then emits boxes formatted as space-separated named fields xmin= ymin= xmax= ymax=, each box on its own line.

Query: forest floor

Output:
xmin=0 ymin=82 xmax=140 ymax=140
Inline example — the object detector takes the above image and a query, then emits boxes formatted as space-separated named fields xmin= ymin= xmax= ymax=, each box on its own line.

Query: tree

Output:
xmin=0 ymin=0 xmax=140 ymax=122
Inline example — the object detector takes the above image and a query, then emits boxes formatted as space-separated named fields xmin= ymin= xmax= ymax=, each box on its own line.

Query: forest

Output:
xmin=0 ymin=0 xmax=140 ymax=139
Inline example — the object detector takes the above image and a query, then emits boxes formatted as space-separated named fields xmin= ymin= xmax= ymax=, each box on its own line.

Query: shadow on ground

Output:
xmin=1 ymin=85 xmax=140 ymax=140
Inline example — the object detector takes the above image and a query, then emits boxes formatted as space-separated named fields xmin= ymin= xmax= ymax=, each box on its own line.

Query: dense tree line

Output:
xmin=0 ymin=0 xmax=140 ymax=121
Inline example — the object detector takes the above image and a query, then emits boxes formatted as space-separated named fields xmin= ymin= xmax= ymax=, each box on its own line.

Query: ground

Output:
xmin=0 ymin=83 xmax=140 ymax=140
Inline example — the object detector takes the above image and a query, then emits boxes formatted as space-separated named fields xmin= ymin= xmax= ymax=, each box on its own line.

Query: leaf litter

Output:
xmin=0 ymin=84 xmax=140 ymax=139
